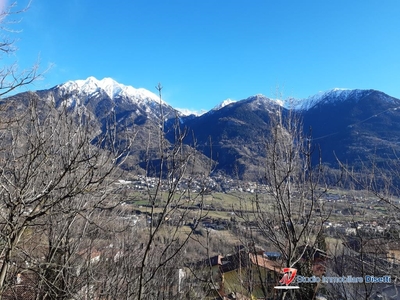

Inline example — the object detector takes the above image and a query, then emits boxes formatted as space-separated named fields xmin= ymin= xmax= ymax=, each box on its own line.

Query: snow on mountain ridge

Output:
xmin=60 ymin=76 xmax=163 ymax=104
xmin=176 ymin=108 xmax=206 ymax=116
xmin=58 ymin=78 xmax=391 ymax=116
xmin=297 ymin=88 xmax=374 ymax=110
xmin=213 ymin=98 xmax=236 ymax=110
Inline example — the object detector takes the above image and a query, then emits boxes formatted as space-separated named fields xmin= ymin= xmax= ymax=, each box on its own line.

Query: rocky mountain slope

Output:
xmin=302 ymin=89 xmax=400 ymax=168
xmin=180 ymin=89 xmax=400 ymax=178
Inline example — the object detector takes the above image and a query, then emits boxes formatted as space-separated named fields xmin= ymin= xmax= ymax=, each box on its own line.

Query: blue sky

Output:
xmin=6 ymin=0 xmax=400 ymax=113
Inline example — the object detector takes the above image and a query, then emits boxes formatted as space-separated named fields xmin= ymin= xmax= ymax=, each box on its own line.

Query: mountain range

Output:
xmin=4 ymin=77 xmax=400 ymax=180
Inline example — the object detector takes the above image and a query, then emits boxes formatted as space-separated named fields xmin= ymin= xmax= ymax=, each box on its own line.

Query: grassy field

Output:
xmin=123 ymin=187 xmax=397 ymax=227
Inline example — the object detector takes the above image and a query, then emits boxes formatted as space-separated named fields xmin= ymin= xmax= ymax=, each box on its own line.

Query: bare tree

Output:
xmin=42 ymin=84 xmax=214 ymax=300
xmin=130 ymin=84 xmax=210 ymax=300
xmin=248 ymin=106 xmax=331 ymax=299
xmin=0 ymin=1 xmax=40 ymax=97
xmin=0 ymin=94 xmax=127 ymax=299
xmin=0 ymin=2 xmax=212 ymax=299
xmin=329 ymin=155 xmax=400 ymax=300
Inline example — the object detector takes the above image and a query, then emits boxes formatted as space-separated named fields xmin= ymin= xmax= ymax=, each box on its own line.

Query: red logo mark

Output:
xmin=280 ymin=268 xmax=297 ymax=285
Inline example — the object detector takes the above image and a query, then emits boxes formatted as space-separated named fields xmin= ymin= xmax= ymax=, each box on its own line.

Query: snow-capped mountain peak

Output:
xmin=213 ymin=98 xmax=236 ymax=111
xmin=59 ymin=77 xmax=163 ymax=104
xmin=175 ymin=108 xmax=207 ymax=116
xmin=298 ymin=88 xmax=374 ymax=110
xmin=53 ymin=77 xmax=176 ymax=121
xmin=61 ymin=76 xmax=117 ymax=98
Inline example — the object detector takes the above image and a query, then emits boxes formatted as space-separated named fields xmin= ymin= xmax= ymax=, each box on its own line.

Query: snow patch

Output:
xmin=213 ymin=98 xmax=236 ymax=111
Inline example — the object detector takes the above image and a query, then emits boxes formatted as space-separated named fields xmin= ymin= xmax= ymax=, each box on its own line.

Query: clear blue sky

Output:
xmin=6 ymin=0 xmax=400 ymax=113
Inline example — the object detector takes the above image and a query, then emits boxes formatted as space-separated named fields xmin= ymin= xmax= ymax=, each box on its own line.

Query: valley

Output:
xmin=1 ymin=78 xmax=400 ymax=299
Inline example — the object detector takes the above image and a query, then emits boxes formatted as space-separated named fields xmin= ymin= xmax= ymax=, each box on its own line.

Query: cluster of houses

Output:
xmin=117 ymin=174 xmax=266 ymax=194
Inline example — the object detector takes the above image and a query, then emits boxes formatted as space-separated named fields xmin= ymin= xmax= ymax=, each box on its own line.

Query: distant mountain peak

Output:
xmin=213 ymin=98 xmax=236 ymax=111
xmin=59 ymin=76 xmax=164 ymax=104
xmin=242 ymin=94 xmax=285 ymax=111
xmin=175 ymin=107 xmax=205 ymax=116
xmin=298 ymin=88 xmax=375 ymax=110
